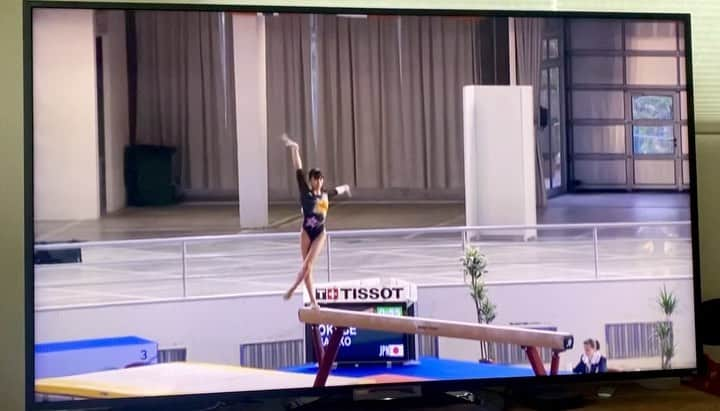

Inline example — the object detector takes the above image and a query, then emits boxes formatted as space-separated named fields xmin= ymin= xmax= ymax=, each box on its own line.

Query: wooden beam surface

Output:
xmin=299 ymin=307 xmax=573 ymax=351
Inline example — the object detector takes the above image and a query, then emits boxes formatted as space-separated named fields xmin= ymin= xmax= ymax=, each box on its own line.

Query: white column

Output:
xmin=232 ymin=13 xmax=268 ymax=228
xmin=463 ymin=85 xmax=536 ymax=240
xmin=95 ymin=10 xmax=130 ymax=215
xmin=33 ymin=9 xmax=100 ymax=221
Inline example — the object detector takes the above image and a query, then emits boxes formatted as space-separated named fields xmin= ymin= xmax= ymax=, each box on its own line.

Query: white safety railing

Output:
xmin=34 ymin=221 xmax=692 ymax=306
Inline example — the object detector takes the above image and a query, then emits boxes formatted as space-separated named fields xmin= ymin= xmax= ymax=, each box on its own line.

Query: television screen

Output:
xmin=29 ymin=4 xmax=698 ymax=407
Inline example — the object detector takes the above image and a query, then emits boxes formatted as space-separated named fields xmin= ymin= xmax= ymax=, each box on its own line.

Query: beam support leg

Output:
xmin=550 ymin=350 xmax=560 ymax=376
xmin=313 ymin=326 xmax=346 ymax=388
xmin=524 ymin=346 xmax=547 ymax=376
xmin=311 ymin=324 xmax=324 ymax=363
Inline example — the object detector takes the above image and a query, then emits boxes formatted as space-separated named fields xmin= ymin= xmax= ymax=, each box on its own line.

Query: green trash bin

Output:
xmin=125 ymin=145 xmax=179 ymax=206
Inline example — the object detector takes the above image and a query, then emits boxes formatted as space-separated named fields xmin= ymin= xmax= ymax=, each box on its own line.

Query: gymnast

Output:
xmin=281 ymin=134 xmax=351 ymax=308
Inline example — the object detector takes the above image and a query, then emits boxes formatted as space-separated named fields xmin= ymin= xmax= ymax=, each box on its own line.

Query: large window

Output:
xmin=567 ymin=20 xmax=688 ymax=190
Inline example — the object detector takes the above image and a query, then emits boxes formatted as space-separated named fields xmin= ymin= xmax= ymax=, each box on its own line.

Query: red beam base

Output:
xmin=524 ymin=347 xmax=563 ymax=376
xmin=524 ymin=346 xmax=547 ymax=376
xmin=550 ymin=350 xmax=561 ymax=375
xmin=313 ymin=326 xmax=347 ymax=388
xmin=310 ymin=324 xmax=324 ymax=364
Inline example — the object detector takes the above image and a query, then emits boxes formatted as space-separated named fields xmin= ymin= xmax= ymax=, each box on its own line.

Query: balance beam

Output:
xmin=299 ymin=307 xmax=574 ymax=387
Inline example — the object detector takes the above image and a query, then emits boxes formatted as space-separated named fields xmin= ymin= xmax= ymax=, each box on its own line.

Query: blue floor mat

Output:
xmin=283 ymin=356 xmax=541 ymax=380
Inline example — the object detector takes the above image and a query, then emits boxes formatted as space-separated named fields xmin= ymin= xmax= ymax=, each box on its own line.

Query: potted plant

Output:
xmin=462 ymin=247 xmax=497 ymax=361
xmin=655 ymin=285 xmax=677 ymax=370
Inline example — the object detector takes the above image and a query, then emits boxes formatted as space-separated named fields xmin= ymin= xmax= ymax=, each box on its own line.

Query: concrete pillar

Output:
xmin=232 ymin=13 xmax=268 ymax=228
xmin=33 ymin=9 xmax=100 ymax=221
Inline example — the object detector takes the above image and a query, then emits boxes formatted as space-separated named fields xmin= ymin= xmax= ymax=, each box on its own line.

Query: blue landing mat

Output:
xmin=283 ymin=357 xmax=550 ymax=380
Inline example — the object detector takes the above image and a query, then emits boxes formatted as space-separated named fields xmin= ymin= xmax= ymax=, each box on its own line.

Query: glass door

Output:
xmin=627 ymin=92 xmax=681 ymax=189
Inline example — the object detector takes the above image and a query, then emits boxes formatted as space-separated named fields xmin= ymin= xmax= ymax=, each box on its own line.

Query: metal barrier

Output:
xmin=34 ymin=221 xmax=692 ymax=307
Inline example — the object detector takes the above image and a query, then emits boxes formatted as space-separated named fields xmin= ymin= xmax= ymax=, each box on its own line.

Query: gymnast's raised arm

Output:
xmin=282 ymin=134 xmax=310 ymax=195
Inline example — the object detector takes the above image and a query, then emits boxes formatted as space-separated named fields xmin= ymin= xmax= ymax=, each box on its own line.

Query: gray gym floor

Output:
xmin=34 ymin=193 xmax=692 ymax=309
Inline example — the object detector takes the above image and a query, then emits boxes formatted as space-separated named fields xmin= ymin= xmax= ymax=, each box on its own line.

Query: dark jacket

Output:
xmin=573 ymin=354 xmax=607 ymax=374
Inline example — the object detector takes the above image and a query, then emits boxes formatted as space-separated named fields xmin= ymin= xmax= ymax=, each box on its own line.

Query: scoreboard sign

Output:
xmin=304 ymin=278 xmax=417 ymax=364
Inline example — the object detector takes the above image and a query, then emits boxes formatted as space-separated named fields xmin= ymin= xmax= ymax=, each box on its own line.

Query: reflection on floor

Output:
xmin=538 ymin=192 xmax=690 ymax=224
xmin=35 ymin=193 xmax=690 ymax=242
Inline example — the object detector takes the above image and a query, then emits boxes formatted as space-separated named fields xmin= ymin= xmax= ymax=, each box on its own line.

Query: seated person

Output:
xmin=573 ymin=339 xmax=607 ymax=374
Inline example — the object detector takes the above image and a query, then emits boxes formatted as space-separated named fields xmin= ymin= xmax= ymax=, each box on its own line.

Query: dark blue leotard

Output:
xmin=297 ymin=169 xmax=338 ymax=242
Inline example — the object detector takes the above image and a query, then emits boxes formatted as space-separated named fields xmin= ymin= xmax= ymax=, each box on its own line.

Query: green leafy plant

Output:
xmin=654 ymin=286 xmax=677 ymax=370
xmin=658 ymin=286 xmax=678 ymax=317
xmin=462 ymin=247 xmax=497 ymax=360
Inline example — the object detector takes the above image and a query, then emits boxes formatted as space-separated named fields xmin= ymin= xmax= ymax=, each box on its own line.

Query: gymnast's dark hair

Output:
xmin=583 ymin=338 xmax=600 ymax=350
xmin=308 ymin=168 xmax=323 ymax=179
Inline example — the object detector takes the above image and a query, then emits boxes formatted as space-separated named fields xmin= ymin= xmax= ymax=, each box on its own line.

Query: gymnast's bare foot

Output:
xmin=283 ymin=289 xmax=293 ymax=300
xmin=310 ymin=301 xmax=321 ymax=310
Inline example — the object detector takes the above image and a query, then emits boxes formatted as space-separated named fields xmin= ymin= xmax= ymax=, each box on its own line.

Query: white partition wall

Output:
xmin=33 ymin=9 xmax=100 ymax=221
xmin=463 ymin=86 xmax=536 ymax=239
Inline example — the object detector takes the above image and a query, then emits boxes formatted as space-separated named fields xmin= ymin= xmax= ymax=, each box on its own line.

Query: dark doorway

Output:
xmin=95 ymin=36 xmax=107 ymax=216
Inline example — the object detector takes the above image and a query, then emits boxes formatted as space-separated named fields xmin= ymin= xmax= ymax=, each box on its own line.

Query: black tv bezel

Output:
xmin=23 ymin=2 xmax=702 ymax=410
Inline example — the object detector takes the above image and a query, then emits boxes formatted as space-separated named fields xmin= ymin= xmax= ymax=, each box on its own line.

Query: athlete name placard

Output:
xmin=304 ymin=278 xmax=417 ymax=364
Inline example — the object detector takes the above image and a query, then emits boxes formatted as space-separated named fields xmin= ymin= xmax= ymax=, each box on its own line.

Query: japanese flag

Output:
xmin=387 ymin=344 xmax=404 ymax=357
